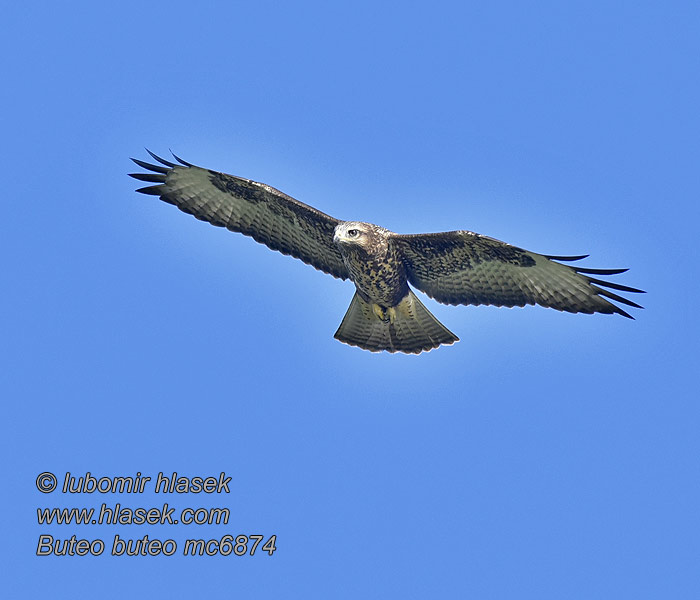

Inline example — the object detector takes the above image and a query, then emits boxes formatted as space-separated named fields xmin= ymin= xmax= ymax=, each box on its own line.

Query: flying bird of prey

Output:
xmin=130 ymin=151 xmax=644 ymax=354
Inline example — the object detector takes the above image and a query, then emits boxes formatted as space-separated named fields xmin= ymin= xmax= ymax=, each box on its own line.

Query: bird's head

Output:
xmin=333 ymin=221 xmax=374 ymax=249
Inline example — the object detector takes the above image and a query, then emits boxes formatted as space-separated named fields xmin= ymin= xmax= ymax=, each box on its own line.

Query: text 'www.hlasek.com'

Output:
xmin=35 ymin=471 xmax=277 ymax=558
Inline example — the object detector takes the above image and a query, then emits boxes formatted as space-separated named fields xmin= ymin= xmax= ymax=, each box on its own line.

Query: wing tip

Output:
xmin=549 ymin=253 xmax=645 ymax=318
xmin=169 ymin=149 xmax=194 ymax=167
xmin=130 ymin=149 xmax=196 ymax=191
xmin=129 ymin=172 xmax=166 ymax=183
xmin=135 ymin=185 xmax=165 ymax=196
xmin=136 ymin=148 xmax=195 ymax=169
xmin=586 ymin=276 xmax=645 ymax=295
xmin=544 ymin=253 xmax=589 ymax=261
xmin=145 ymin=148 xmax=177 ymax=168
xmin=590 ymin=284 xmax=645 ymax=313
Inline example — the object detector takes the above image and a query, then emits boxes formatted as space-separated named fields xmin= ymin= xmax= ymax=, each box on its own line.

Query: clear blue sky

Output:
xmin=3 ymin=1 xmax=699 ymax=598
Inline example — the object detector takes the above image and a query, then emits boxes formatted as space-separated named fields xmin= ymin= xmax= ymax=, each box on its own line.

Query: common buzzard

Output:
xmin=130 ymin=151 xmax=644 ymax=354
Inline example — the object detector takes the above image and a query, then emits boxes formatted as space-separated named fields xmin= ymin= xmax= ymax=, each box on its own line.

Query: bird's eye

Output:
xmin=348 ymin=229 xmax=359 ymax=238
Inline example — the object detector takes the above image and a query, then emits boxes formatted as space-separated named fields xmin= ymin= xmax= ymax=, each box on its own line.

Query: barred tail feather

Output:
xmin=334 ymin=290 xmax=459 ymax=354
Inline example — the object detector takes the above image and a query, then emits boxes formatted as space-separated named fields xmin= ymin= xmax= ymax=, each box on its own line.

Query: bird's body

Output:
xmin=335 ymin=222 xmax=408 ymax=307
xmin=130 ymin=151 xmax=644 ymax=354
xmin=331 ymin=221 xmax=458 ymax=352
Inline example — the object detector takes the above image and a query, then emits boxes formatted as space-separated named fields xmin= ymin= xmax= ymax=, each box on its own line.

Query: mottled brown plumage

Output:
xmin=130 ymin=152 xmax=644 ymax=354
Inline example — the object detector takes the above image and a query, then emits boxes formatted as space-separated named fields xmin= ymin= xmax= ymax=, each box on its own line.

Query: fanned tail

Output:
xmin=334 ymin=290 xmax=459 ymax=354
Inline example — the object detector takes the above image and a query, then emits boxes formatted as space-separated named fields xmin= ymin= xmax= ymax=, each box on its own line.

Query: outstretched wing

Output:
xmin=392 ymin=231 xmax=644 ymax=318
xmin=129 ymin=151 xmax=349 ymax=280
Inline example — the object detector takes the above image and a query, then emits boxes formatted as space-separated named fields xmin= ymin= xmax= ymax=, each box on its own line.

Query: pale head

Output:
xmin=333 ymin=221 xmax=390 ymax=250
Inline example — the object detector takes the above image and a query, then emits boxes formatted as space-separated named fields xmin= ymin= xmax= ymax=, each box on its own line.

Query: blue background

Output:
xmin=4 ymin=1 xmax=699 ymax=598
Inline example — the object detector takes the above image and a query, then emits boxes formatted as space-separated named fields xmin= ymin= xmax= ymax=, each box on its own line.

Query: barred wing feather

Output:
xmin=392 ymin=231 xmax=644 ymax=318
xmin=130 ymin=151 xmax=349 ymax=280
